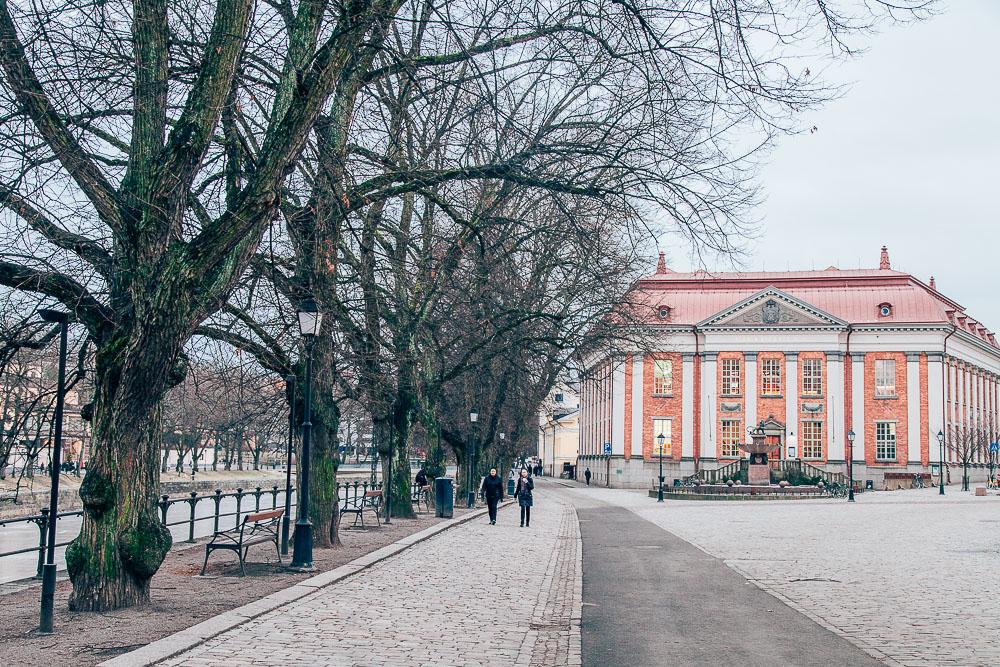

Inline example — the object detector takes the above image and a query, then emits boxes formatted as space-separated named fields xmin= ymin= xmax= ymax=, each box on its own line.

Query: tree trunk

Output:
xmin=66 ymin=330 xmax=176 ymax=611
xmin=388 ymin=402 xmax=415 ymax=519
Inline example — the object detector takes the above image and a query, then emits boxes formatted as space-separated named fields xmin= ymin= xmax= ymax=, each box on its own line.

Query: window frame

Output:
xmin=651 ymin=417 xmax=672 ymax=457
xmin=720 ymin=418 xmax=742 ymax=459
xmin=875 ymin=421 xmax=897 ymax=461
xmin=760 ymin=357 xmax=783 ymax=396
xmin=720 ymin=358 xmax=741 ymax=396
xmin=800 ymin=420 xmax=823 ymax=460
xmin=874 ymin=359 xmax=896 ymax=398
xmin=801 ymin=358 xmax=823 ymax=397
xmin=652 ymin=359 xmax=673 ymax=396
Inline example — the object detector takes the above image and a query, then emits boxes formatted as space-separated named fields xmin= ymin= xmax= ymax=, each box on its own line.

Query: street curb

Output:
xmin=100 ymin=501 xmax=510 ymax=667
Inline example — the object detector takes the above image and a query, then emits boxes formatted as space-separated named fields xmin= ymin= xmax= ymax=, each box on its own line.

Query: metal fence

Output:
xmin=0 ymin=480 xmax=383 ymax=580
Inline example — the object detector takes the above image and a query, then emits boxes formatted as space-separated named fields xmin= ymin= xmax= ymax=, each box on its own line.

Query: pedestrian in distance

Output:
xmin=480 ymin=467 xmax=504 ymax=525
xmin=514 ymin=469 xmax=534 ymax=528
xmin=584 ymin=467 xmax=591 ymax=486
xmin=414 ymin=466 xmax=428 ymax=487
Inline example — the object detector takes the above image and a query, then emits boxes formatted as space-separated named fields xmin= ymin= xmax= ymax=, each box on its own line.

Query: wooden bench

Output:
xmin=411 ymin=484 xmax=431 ymax=512
xmin=200 ymin=508 xmax=283 ymax=576
xmin=340 ymin=489 xmax=382 ymax=528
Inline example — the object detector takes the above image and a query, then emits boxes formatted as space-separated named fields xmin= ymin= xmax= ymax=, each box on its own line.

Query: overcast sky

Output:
xmin=666 ymin=0 xmax=1000 ymax=329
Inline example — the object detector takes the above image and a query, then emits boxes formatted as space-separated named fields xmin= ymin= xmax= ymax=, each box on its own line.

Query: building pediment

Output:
xmin=699 ymin=287 xmax=847 ymax=329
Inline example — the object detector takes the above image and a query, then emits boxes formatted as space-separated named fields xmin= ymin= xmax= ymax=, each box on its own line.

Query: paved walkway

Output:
xmin=563 ymin=484 xmax=1000 ymax=667
xmin=541 ymin=484 xmax=881 ymax=667
xmin=158 ymin=494 xmax=581 ymax=667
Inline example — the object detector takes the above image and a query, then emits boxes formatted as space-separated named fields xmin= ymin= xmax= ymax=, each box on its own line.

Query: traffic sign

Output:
xmin=990 ymin=441 xmax=999 ymax=454
xmin=603 ymin=442 xmax=612 ymax=455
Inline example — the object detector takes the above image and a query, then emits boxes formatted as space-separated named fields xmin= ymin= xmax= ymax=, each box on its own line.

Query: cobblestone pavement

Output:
xmin=574 ymin=485 xmax=1000 ymax=667
xmin=160 ymin=492 xmax=581 ymax=667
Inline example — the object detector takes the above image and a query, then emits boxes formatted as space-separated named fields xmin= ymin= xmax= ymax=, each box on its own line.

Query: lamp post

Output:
xmin=37 ymin=308 xmax=73 ymax=634
xmin=281 ymin=374 xmax=295 ymax=555
xmin=291 ymin=298 xmax=321 ymax=570
xmin=468 ymin=411 xmax=478 ymax=508
xmin=937 ymin=429 xmax=945 ymax=495
xmin=656 ymin=433 xmax=665 ymax=503
xmin=847 ymin=429 xmax=856 ymax=503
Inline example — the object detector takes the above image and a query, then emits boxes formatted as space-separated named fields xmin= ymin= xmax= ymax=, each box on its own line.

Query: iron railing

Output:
xmin=0 ymin=480 xmax=383 ymax=580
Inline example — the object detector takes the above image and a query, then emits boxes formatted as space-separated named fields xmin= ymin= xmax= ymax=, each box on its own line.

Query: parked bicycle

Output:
xmin=825 ymin=482 xmax=849 ymax=498
xmin=911 ymin=474 xmax=925 ymax=489
xmin=681 ymin=474 xmax=703 ymax=487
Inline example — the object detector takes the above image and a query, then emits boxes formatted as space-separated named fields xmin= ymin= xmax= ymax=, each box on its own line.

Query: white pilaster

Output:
xmin=611 ymin=359 xmax=626 ymax=456
xmin=827 ymin=352 xmax=845 ymax=462
xmin=785 ymin=352 xmax=799 ymax=453
xmin=745 ymin=353 xmax=758 ymax=430
xmin=701 ymin=353 xmax=718 ymax=460
xmin=630 ymin=354 xmax=644 ymax=458
xmin=682 ymin=354 xmax=695 ymax=459
xmin=927 ymin=354 xmax=944 ymax=464
xmin=851 ymin=353 xmax=866 ymax=462
xmin=906 ymin=353 xmax=922 ymax=464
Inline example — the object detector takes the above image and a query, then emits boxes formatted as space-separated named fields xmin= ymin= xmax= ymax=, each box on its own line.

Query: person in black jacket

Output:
xmin=480 ymin=468 xmax=504 ymax=525
xmin=414 ymin=467 xmax=428 ymax=487
xmin=514 ymin=469 xmax=534 ymax=528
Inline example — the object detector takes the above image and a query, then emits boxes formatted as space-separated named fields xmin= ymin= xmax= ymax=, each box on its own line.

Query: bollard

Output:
xmin=35 ymin=509 xmax=49 ymax=579
xmin=160 ymin=494 xmax=170 ymax=525
xmin=271 ymin=485 xmax=279 ymax=509
xmin=235 ymin=488 xmax=244 ymax=529
xmin=213 ymin=489 xmax=222 ymax=533
xmin=254 ymin=486 xmax=262 ymax=512
xmin=187 ymin=491 xmax=198 ymax=543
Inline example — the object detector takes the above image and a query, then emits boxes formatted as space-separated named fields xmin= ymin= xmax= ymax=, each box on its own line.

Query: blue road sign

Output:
xmin=603 ymin=442 xmax=612 ymax=455
xmin=990 ymin=441 xmax=999 ymax=454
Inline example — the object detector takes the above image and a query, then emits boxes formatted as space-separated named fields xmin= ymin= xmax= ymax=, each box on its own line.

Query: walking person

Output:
xmin=514 ymin=469 xmax=534 ymax=528
xmin=584 ymin=467 xmax=592 ymax=486
xmin=480 ymin=467 xmax=504 ymax=525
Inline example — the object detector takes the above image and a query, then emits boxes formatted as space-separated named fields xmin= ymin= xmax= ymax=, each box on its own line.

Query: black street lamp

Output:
xmin=937 ymin=429 xmax=945 ymax=495
xmin=847 ymin=429 xmax=856 ymax=503
xmin=281 ymin=374 xmax=295 ymax=555
xmin=468 ymin=411 xmax=478 ymax=508
xmin=291 ymin=298 xmax=322 ymax=570
xmin=656 ymin=433 xmax=665 ymax=503
xmin=37 ymin=307 xmax=73 ymax=634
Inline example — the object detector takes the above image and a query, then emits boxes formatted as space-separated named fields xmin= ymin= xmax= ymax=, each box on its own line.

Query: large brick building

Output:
xmin=577 ymin=248 xmax=1000 ymax=488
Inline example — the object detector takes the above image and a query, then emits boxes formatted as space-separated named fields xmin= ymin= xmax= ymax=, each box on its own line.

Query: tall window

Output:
xmin=875 ymin=359 xmax=896 ymax=397
xmin=801 ymin=358 xmax=823 ymax=396
xmin=761 ymin=358 xmax=782 ymax=396
xmin=652 ymin=418 xmax=672 ymax=456
xmin=653 ymin=360 xmax=673 ymax=395
xmin=721 ymin=358 xmax=741 ymax=396
xmin=720 ymin=419 xmax=742 ymax=458
xmin=801 ymin=421 xmax=823 ymax=459
xmin=875 ymin=421 xmax=897 ymax=460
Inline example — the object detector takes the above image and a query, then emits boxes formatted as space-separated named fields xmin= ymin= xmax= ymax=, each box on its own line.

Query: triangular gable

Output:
xmin=698 ymin=287 xmax=847 ymax=328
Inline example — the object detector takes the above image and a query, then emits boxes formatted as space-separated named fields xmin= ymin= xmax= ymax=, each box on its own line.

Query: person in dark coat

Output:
xmin=414 ymin=467 xmax=428 ymax=487
xmin=480 ymin=467 xmax=504 ymax=525
xmin=514 ymin=469 xmax=534 ymax=527
xmin=584 ymin=467 xmax=592 ymax=486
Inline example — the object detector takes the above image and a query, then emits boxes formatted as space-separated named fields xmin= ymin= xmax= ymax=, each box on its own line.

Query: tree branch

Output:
xmin=0 ymin=185 xmax=112 ymax=276
xmin=0 ymin=260 xmax=112 ymax=333
xmin=0 ymin=0 xmax=123 ymax=231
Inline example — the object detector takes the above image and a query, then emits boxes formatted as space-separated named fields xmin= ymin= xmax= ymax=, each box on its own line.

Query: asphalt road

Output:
xmin=549 ymin=486 xmax=881 ymax=667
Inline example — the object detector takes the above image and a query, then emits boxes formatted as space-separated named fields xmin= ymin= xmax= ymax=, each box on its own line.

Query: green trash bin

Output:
xmin=434 ymin=477 xmax=454 ymax=518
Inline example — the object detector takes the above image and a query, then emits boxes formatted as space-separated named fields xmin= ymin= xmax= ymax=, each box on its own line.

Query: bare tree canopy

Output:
xmin=0 ymin=0 xmax=930 ymax=610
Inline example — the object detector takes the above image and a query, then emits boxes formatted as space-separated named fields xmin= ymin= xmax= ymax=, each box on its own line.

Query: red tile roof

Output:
xmin=627 ymin=265 xmax=996 ymax=348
